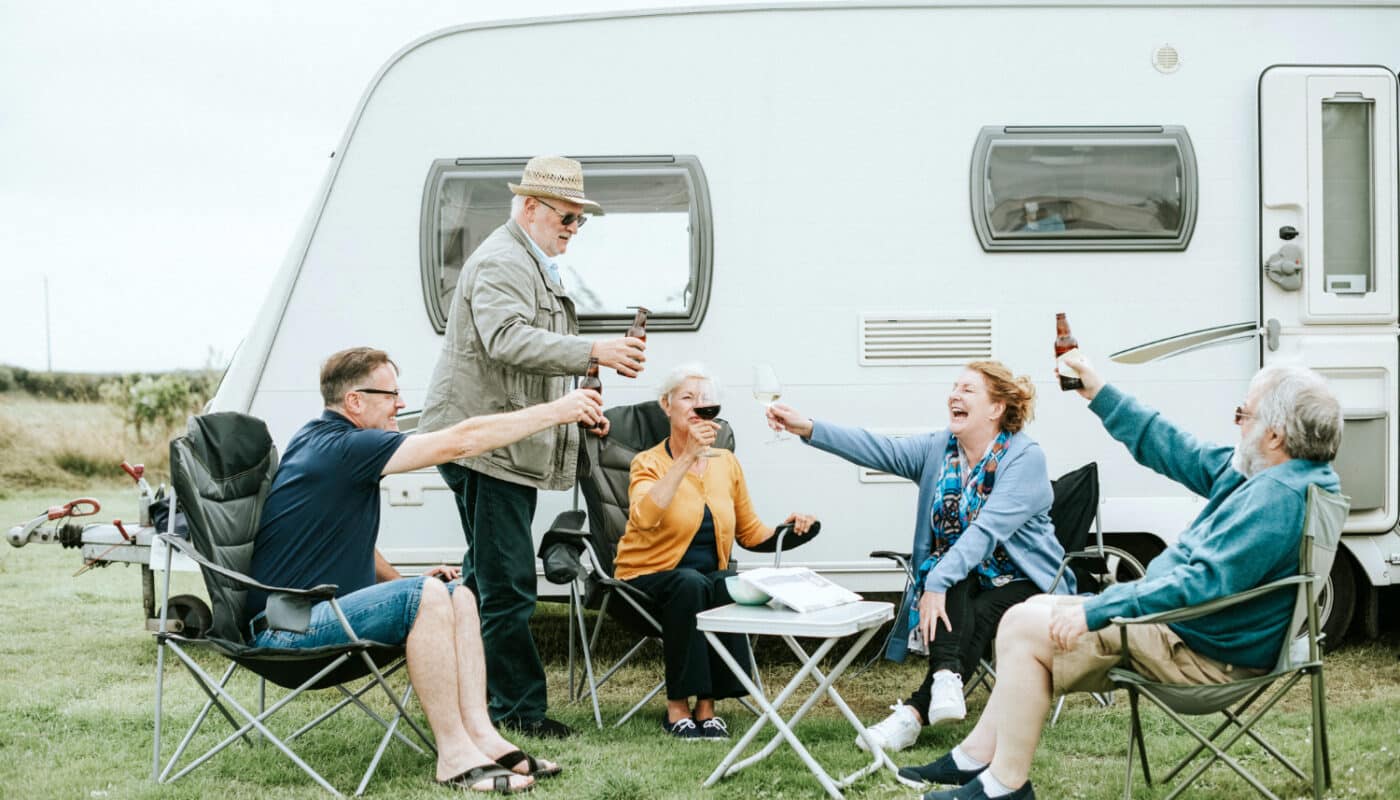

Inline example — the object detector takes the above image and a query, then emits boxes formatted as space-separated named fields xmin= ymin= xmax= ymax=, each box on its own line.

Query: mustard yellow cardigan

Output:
xmin=613 ymin=439 xmax=774 ymax=581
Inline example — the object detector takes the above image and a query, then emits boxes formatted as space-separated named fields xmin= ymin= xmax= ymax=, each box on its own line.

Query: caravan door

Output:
xmin=1258 ymin=65 xmax=1399 ymax=534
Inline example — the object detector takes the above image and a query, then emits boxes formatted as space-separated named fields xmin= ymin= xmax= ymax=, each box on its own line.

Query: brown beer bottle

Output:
xmin=580 ymin=357 xmax=604 ymax=429
xmin=1055 ymin=313 xmax=1084 ymax=391
xmin=626 ymin=306 xmax=650 ymax=342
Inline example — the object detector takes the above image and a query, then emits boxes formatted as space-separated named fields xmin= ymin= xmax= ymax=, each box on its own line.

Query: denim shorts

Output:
xmin=248 ymin=576 xmax=453 ymax=649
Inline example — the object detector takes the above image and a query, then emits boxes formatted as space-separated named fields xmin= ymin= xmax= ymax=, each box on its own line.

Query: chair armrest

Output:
xmin=1108 ymin=574 xmax=1313 ymax=628
xmin=545 ymin=509 xmax=586 ymax=533
xmin=157 ymin=533 xmax=338 ymax=600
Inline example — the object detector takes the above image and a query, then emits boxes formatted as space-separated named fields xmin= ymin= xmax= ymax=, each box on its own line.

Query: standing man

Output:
xmin=421 ymin=155 xmax=646 ymax=737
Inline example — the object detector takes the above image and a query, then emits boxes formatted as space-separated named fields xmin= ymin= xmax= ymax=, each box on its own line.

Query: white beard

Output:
xmin=1231 ymin=422 xmax=1269 ymax=477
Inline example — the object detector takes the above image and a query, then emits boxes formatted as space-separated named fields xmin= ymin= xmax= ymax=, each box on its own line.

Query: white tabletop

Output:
xmin=696 ymin=600 xmax=893 ymax=637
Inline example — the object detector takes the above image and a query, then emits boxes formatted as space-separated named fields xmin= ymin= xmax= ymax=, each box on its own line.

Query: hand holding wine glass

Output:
xmin=752 ymin=363 xmax=790 ymax=442
xmin=765 ymin=403 xmax=813 ymax=438
xmin=693 ymin=380 xmax=723 ymax=458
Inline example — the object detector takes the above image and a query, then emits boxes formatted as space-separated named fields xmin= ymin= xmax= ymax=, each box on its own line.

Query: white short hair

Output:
xmin=511 ymin=194 xmax=526 ymax=215
xmin=658 ymin=362 xmax=714 ymax=404
xmin=1249 ymin=363 xmax=1344 ymax=462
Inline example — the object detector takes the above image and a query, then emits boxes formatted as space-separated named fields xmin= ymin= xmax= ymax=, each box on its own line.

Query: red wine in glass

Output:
xmin=693 ymin=404 xmax=721 ymax=421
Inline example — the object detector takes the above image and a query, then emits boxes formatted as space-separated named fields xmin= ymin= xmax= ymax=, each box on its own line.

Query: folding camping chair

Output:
xmin=151 ymin=412 xmax=434 ymax=797
xmin=537 ymin=400 xmax=817 ymax=728
xmin=1112 ymin=485 xmax=1349 ymax=800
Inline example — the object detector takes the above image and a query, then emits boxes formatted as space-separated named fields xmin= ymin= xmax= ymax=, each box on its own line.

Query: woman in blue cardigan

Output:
xmin=767 ymin=361 xmax=1074 ymax=754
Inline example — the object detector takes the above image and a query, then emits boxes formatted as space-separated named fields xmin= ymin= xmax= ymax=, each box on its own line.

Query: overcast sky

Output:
xmin=0 ymin=0 xmax=718 ymax=373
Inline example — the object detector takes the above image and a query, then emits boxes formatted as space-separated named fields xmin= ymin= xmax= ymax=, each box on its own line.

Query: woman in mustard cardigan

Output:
xmin=614 ymin=363 xmax=817 ymax=740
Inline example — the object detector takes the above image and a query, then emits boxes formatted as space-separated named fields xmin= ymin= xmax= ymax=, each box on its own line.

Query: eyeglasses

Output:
xmin=354 ymin=388 xmax=401 ymax=399
xmin=1233 ymin=405 xmax=1254 ymax=425
xmin=535 ymin=198 xmax=589 ymax=228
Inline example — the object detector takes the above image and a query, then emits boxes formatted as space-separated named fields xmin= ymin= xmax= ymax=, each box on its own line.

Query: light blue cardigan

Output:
xmin=805 ymin=421 xmax=1073 ymax=660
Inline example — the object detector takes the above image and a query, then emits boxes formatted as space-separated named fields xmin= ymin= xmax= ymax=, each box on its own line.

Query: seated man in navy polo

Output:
xmin=247 ymin=346 xmax=603 ymax=794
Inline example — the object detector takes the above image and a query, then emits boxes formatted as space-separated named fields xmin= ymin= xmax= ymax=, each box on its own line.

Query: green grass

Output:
xmin=3 ymin=487 xmax=1399 ymax=798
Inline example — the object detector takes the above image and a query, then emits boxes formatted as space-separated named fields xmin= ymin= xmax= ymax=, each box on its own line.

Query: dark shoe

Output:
xmin=500 ymin=717 xmax=574 ymax=739
xmin=696 ymin=716 xmax=730 ymax=739
xmin=495 ymin=749 xmax=562 ymax=779
xmin=923 ymin=776 xmax=1036 ymax=800
xmin=662 ymin=715 xmax=703 ymax=740
xmin=898 ymin=751 xmax=986 ymax=787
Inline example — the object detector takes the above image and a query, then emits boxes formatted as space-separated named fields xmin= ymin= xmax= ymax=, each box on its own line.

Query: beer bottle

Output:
xmin=580 ymin=357 xmax=604 ymax=429
xmin=1055 ymin=313 xmax=1084 ymax=391
xmin=626 ymin=306 xmax=650 ymax=342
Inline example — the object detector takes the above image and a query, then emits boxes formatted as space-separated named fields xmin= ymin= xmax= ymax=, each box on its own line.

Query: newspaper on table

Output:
xmin=738 ymin=567 xmax=862 ymax=613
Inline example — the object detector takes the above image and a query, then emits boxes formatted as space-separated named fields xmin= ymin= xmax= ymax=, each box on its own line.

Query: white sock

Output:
xmin=950 ymin=745 xmax=987 ymax=771
xmin=978 ymin=771 xmax=1021 ymax=798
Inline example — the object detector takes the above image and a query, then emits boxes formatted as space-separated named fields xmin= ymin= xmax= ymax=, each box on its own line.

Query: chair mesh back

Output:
xmin=1049 ymin=463 xmax=1099 ymax=553
xmin=577 ymin=401 xmax=734 ymax=577
xmin=169 ymin=412 xmax=278 ymax=642
xmin=1278 ymin=485 xmax=1349 ymax=669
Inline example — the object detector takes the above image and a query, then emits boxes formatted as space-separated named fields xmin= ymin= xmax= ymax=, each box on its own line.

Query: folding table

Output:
xmin=696 ymin=600 xmax=896 ymax=799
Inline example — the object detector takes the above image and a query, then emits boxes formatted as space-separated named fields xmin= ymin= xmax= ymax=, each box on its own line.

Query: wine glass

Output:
xmin=694 ymin=378 xmax=722 ymax=458
xmin=752 ymin=363 xmax=789 ymax=442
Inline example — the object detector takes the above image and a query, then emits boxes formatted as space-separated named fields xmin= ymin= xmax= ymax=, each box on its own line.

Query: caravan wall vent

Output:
xmin=859 ymin=312 xmax=995 ymax=366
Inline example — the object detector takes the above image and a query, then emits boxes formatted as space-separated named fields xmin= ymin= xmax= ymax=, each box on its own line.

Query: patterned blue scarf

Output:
xmin=909 ymin=431 xmax=1025 ymax=630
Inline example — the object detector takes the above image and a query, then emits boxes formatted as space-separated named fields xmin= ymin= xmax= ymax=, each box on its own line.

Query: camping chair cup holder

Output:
xmin=536 ymin=401 xmax=821 ymax=729
xmin=151 ymin=413 xmax=434 ymax=798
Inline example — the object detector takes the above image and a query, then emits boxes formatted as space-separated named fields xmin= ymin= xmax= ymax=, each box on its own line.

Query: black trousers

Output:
xmin=625 ymin=568 xmax=750 ymax=702
xmin=907 ymin=576 xmax=1039 ymax=718
xmin=437 ymin=463 xmax=548 ymax=724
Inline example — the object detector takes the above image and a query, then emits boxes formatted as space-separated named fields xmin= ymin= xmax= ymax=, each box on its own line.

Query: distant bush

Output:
xmin=0 ymin=366 xmax=13 ymax=393
xmin=101 ymin=374 xmax=204 ymax=440
xmin=6 ymin=367 xmax=112 ymax=402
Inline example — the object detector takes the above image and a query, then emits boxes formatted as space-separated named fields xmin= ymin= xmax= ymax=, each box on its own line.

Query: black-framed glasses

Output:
xmin=536 ymin=198 xmax=589 ymax=228
xmin=1233 ymin=405 xmax=1254 ymax=425
xmin=354 ymin=388 xmax=401 ymax=399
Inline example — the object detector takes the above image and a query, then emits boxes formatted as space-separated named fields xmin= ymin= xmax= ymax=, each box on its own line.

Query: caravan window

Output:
xmin=420 ymin=156 xmax=712 ymax=334
xmin=970 ymin=126 xmax=1198 ymax=251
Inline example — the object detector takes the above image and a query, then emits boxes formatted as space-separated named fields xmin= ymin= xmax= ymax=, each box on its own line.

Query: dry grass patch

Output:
xmin=0 ymin=396 xmax=176 ymax=496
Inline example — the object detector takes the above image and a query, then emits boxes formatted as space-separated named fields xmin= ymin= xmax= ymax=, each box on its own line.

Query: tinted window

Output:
xmin=420 ymin=156 xmax=712 ymax=333
xmin=971 ymin=126 xmax=1197 ymax=251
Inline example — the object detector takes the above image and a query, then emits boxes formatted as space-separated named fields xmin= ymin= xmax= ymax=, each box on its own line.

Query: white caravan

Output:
xmin=212 ymin=2 xmax=1400 ymax=643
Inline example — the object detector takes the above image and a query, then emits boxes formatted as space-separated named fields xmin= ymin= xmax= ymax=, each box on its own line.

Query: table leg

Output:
xmin=702 ymin=632 xmax=846 ymax=800
xmin=781 ymin=632 xmax=900 ymax=786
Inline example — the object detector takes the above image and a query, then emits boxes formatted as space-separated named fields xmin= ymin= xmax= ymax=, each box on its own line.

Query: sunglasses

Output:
xmin=1233 ymin=405 xmax=1254 ymax=425
xmin=535 ymin=198 xmax=589 ymax=228
xmin=354 ymin=388 xmax=401 ymax=399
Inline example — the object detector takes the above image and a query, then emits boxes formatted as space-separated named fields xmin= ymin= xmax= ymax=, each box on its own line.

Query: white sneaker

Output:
xmin=855 ymin=701 xmax=921 ymax=752
xmin=927 ymin=670 xmax=967 ymax=725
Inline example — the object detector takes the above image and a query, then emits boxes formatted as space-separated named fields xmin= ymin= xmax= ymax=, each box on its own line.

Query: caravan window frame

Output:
xmin=419 ymin=155 xmax=713 ymax=335
xmin=970 ymin=126 xmax=1199 ymax=252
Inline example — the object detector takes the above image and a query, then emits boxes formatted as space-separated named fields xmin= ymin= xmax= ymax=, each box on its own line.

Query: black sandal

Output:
xmin=439 ymin=763 xmax=533 ymax=794
xmin=496 ymin=748 xmax=562 ymax=779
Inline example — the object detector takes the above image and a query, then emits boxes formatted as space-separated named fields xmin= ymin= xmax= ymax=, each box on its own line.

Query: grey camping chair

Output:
xmin=537 ymin=400 xmax=818 ymax=728
xmin=151 ymin=412 xmax=434 ymax=797
xmin=1111 ymin=484 xmax=1349 ymax=800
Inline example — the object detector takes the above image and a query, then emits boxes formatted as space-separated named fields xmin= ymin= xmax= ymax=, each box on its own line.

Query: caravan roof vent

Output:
xmin=859 ymin=312 xmax=994 ymax=366
xmin=1152 ymin=44 xmax=1181 ymax=74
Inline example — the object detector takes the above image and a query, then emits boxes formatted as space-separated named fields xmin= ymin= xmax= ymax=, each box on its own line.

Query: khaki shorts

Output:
xmin=1051 ymin=597 xmax=1266 ymax=696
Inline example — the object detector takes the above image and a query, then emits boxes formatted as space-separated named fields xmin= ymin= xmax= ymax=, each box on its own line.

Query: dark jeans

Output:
xmin=438 ymin=463 xmax=546 ymax=724
xmin=907 ymin=576 xmax=1039 ymax=720
xmin=625 ymin=568 xmax=750 ymax=701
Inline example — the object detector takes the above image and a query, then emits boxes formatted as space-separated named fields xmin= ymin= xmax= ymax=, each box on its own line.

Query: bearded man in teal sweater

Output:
xmin=903 ymin=355 xmax=1343 ymax=800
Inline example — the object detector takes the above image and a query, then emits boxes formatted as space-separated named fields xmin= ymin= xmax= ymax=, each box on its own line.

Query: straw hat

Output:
xmin=509 ymin=155 xmax=604 ymax=215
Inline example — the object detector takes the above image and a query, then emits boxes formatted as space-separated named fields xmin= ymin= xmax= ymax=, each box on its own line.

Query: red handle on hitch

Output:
xmin=47 ymin=498 xmax=101 ymax=521
xmin=120 ymin=462 xmax=145 ymax=483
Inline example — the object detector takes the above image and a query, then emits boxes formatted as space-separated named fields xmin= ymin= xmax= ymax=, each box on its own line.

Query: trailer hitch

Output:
xmin=7 ymin=498 xmax=101 ymax=548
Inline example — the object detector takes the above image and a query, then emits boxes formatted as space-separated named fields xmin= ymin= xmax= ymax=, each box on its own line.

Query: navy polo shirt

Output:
xmin=247 ymin=410 xmax=405 ymax=618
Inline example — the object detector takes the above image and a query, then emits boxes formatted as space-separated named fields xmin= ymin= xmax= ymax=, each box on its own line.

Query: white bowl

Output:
xmin=725 ymin=575 xmax=772 ymax=606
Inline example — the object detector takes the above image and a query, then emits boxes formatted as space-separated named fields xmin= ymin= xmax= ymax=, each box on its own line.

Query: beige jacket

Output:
xmin=420 ymin=220 xmax=593 ymax=489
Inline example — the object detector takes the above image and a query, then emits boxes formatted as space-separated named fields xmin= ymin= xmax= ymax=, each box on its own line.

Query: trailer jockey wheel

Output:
xmin=165 ymin=595 xmax=213 ymax=639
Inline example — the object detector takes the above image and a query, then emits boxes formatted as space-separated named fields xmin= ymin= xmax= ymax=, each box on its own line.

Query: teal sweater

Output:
xmin=1082 ymin=385 xmax=1340 ymax=670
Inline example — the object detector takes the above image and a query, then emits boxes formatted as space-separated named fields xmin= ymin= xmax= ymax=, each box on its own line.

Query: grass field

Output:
xmin=4 ymin=481 xmax=1400 ymax=799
